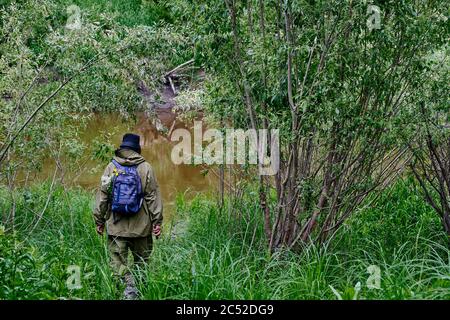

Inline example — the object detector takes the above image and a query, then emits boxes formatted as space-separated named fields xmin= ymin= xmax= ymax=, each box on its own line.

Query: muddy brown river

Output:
xmin=29 ymin=111 xmax=217 ymax=219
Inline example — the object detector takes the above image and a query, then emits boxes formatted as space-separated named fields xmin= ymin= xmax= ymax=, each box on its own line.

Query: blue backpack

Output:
xmin=110 ymin=159 xmax=143 ymax=215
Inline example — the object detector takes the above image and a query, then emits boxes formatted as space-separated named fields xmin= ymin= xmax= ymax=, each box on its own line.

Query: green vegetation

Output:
xmin=0 ymin=0 xmax=448 ymax=300
xmin=0 ymin=179 xmax=448 ymax=300
xmin=59 ymin=0 xmax=173 ymax=27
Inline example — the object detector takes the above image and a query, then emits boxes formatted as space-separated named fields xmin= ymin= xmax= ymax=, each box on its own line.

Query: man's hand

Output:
xmin=153 ymin=224 xmax=161 ymax=238
xmin=96 ymin=224 xmax=105 ymax=235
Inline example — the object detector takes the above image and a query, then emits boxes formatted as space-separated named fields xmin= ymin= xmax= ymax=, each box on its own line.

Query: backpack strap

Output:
xmin=112 ymin=159 xmax=137 ymax=174
xmin=112 ymin=159 xmax=124 ymax=171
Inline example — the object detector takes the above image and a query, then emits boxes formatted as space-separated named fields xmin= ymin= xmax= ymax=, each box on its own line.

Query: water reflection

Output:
xmin=39 ymin=113 xmax=217 ymax=218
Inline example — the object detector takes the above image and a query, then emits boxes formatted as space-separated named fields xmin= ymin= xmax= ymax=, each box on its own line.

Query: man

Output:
xmin=93 ymin=133 xmax=163 ymax=299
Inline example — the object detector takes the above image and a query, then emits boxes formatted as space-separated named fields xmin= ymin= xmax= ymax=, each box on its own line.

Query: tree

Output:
xmin=407 ymin=49 xmax=449 ymax=236
xmin=185 ymin=0 xmax=448 ymax=251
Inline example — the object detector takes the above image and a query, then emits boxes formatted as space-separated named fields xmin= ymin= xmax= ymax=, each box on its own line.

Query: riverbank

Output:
xmin=0 ymin=179 xmax=448 ymax=300
xmin=1 ymin=0 xmax=448 ymax=302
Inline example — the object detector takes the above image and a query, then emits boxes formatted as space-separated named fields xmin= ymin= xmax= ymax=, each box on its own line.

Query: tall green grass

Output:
xmin=137 ymin=182 xmax=449 ymax=300
xmin=0 ymin=179 xmax=449 ymax=300
xmin=0 ymin=184 xmax=118 ymax=299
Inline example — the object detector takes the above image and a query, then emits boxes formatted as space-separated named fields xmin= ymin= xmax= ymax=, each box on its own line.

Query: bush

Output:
xmin=0 ymin=233 xmax=55 ymax=299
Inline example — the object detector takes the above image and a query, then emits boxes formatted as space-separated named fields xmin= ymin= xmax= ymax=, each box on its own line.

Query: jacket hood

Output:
xmin=113 ymin=148 xmax=145 ymax=166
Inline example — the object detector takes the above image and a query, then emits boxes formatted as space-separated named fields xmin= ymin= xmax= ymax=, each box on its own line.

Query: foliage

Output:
xmin=0 ymin=0 xmax=194 ymax=189
xmin=0 ymin=183 xmax=118 ymax=299
xmin=0 ymin=233 xmax=55 ymax=299
xmin=0 ymin=0 xmax=448 ymax=301
xmin=400 ymin=46 xmax=450 ymax=235
xmin=0 ymin=180 xmax=448 ymax=300
xmin=166 ymin=0 xmax=450 ymax=248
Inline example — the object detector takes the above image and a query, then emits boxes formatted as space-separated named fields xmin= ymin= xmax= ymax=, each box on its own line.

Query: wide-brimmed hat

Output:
xmin=120 ymin=133 xmax=141 ymax=154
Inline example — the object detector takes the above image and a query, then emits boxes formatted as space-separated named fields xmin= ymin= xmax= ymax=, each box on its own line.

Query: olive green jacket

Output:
xmin=93 ymin=148 xmax=163 ymax=237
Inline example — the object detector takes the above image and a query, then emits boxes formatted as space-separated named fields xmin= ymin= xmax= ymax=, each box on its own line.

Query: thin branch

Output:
xmin=0 ymin=46 xmax=127 ymax=165
xmin=164 ymin=59 xmax=195 ymax=78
